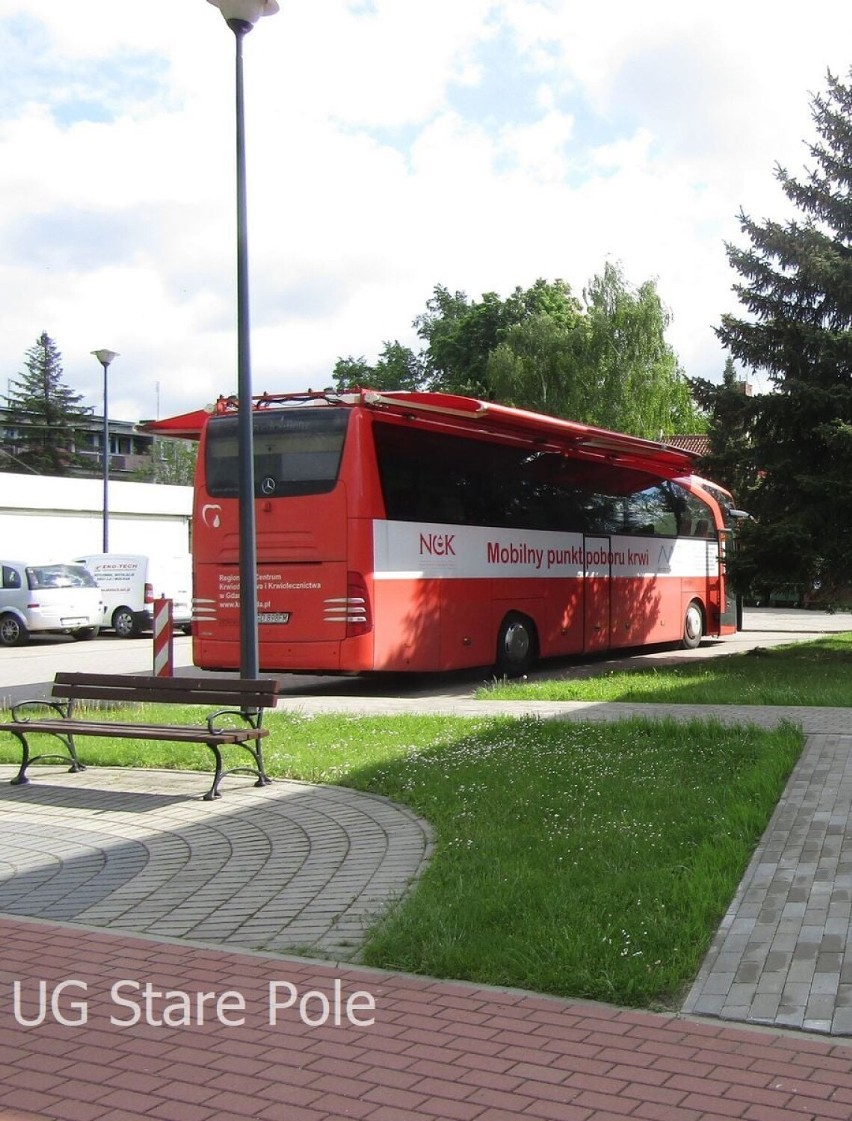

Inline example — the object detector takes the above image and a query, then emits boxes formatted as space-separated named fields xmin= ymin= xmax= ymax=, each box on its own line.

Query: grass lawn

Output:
xmin=478 ymin=633 xmax=852 ymax=706
xmin=0 ymin=706 xmax=803 ymax=1009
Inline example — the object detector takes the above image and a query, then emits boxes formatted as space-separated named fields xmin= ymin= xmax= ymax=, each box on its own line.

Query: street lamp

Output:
xmin=206 ymin=0 xmax=279 ymax=680
xmin=91 ymin=349 xmax=119 ymax=553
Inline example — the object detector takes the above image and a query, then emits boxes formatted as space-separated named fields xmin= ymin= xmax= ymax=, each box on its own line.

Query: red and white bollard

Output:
xmin=153 ymin=597 xmax=174 ymax=677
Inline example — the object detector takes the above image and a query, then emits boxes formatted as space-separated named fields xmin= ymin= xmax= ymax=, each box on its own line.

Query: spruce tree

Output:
xmin=689 ymin=358 xmax=759 ymax=503
xmin=3 ymin=332 xmax=92 ymax=475
xmin=717 ymin=71 xmax=852 ymax=599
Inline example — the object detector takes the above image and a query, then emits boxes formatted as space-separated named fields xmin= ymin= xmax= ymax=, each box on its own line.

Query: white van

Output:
xmin=74 ymin=554 xmax=193 ymax=639
xmin=0 ymin=560 xmax=102 ymax=646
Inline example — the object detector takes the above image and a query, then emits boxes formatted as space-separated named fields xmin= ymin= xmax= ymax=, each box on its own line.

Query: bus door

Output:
xmin=583 ymin=535 xmax=611 ymax=651
xmin=718 ymin=529 xmax=740 ymax=631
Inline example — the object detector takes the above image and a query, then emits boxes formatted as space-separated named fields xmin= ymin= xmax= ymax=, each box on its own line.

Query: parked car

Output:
xmin=0 ymin=560 xmax=102 ymax=646
xmin=73 ymin=553 xmax=193 ymax=638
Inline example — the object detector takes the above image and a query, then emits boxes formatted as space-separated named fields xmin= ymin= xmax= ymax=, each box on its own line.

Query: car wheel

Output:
xmin=495 ymin=612 xmax=537 ymax=677
xmin=72 ymin=626 xmax=99 ymax=641
xmin=682 ymin=600 xmax=704 ymax=649
xmin=112 ymin=607 xmax=140 ymax=639
xmin=0 ymin=613 xmax=29 ymax=647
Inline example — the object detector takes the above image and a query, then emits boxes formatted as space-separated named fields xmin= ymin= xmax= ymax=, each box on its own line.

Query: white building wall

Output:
xmin=0 ymin=474 xmax=192 ymax=560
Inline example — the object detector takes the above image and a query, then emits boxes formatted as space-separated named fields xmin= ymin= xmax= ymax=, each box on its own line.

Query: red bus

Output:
xmin=150 ymin=389 xmax=739 ymax=675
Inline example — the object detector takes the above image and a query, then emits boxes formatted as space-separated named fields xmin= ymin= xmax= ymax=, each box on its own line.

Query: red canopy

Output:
xmin=137 ymin=409 xmax=209 ymax=440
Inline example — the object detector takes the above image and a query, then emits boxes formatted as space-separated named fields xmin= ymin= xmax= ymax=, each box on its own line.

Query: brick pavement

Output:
xmin=1 ymin=915 xmax=852 ymax=1121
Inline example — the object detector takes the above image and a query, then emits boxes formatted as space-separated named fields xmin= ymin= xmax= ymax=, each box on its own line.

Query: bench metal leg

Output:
xmin=62 ymin=731 xmax=86 ymax=774
xmin=248 ymin=741 xmax=271 ymax=788
xmin=9 ymin=730 xmax=86 ymax=786
xmin=202 ymin=742 xmax=271 ymax=800
xmin=204 ymin=745 xmax=225 ymax=800
xmin=10 ymin=732 xmax=31 ymax=786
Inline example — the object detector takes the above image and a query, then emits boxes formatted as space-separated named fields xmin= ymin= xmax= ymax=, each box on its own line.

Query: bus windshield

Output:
xmin=697 ymin=480 xmax=739 ymax=529
xmin=205 ymin=407 xmax=349 ymax=498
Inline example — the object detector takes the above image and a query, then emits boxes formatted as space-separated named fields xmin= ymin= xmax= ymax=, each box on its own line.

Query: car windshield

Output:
xmin=26 ymin=564 xmax=98 ymax=590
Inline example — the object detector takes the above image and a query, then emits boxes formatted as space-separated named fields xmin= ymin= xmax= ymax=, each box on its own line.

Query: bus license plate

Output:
xmin=258 ymin=612 xmax=290 ymax=624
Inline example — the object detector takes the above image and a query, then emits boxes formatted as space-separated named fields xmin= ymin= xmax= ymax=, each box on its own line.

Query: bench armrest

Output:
xmin=10 ymin=699 xmax=69 ymax=721
xmin=206 ymin=707 xmax=264 ymax=733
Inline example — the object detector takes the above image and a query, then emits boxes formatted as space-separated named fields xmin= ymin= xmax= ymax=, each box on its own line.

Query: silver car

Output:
xmin=0 ymin=561 xmax=102 ymax=646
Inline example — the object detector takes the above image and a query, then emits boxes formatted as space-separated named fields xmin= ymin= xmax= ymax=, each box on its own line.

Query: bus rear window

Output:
xmin=206 ymin=408 xmax=349 ymax=498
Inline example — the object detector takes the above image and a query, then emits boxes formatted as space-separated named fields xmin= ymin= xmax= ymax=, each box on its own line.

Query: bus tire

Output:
xmin=495 ymin=613 xmax=537 ymax=677
xmin=682 ymin=600 xmax=704 ymax=649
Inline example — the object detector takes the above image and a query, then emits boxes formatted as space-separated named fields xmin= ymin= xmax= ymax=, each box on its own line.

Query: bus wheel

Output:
xmin=682 ymin=600 xmax=704 ymax=649
xmin=495 ymin=613 xmax=536 ymax=677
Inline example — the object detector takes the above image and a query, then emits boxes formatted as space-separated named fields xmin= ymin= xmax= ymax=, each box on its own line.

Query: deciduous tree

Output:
xmin=132 ymin=437 xmax=198 ymax=486
xmin=580 ymin=263 xmax=699 ymax=437
xmin=333 ymin=269 xmax=703 ymax=439
xmin=333 ymin=340 xmax=426 ymax=392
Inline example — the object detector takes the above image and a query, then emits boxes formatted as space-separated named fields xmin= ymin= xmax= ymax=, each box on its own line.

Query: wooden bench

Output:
xmin=0 ymin=672 xmax=280 ymax=801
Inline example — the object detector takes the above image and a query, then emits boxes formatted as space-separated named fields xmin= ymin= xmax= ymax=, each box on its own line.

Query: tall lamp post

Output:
xmin=91 ymin=349 xmax=119 ymax=553
xmin=206 ymin=0 xmax=279 ymax=680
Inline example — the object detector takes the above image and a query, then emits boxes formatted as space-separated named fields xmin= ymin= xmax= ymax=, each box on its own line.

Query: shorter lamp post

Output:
xmin=206 ymin=0 xmax=279 ymax=680
xmin=92 ymin=349 xmax=119 ymax=553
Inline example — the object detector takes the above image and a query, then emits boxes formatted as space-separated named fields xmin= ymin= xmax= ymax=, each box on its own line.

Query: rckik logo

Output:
xmin=202 ymin=504 xmax=222 ymax=529
xmin=420 ymin=532 xmax=456 ymax=556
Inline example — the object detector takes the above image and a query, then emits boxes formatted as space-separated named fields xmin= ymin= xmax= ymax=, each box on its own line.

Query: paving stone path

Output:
xmin=0 ymin=766 xmax=433 ymax=960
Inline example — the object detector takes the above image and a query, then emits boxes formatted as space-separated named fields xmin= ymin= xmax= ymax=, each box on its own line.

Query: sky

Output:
xmin=1 ymin=0 xmax=851 ymax=425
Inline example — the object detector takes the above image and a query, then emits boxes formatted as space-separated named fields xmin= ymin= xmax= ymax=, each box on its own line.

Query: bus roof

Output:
xmin=140 ymin=389 xmax=698 ymax=477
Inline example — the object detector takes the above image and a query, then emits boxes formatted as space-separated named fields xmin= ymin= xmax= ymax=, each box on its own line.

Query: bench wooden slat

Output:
xmin=2 ymin=720 xmax=268 ymax=744
xmin=52 ymin=686 xmax=279 ymax=707
xmin=51 ymin=672 xmax=278 ymax=709
xmin=54 ymin=672 xmax=276 ymax=692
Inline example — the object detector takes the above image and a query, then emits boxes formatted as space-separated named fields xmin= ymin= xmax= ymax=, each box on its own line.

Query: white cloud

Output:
xmin=499 ymin=108 xmax=575 ymax=182
xmin=0 ymin=0 xmax=850 ymax=423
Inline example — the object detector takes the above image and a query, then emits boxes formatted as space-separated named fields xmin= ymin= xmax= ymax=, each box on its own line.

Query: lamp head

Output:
xmin=92 ymin=349 xmax=119 ymax=369
xmin=207 ymin=0 xmax=280 ymax=28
